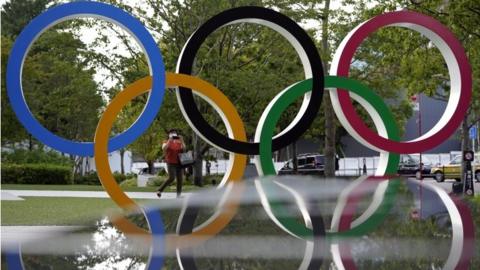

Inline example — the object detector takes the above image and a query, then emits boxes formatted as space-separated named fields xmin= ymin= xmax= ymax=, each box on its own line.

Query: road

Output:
xmin=421 ymin=178 xmax=480 ymax=195
xmin=407 ymin=177 xmax=479 ymax=219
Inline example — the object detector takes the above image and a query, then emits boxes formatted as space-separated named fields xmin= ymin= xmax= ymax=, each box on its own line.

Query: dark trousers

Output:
xmin=158 ymin=164 xmax=183 ymax=196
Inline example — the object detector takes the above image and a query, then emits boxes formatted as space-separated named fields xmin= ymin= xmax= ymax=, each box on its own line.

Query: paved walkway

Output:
xmin=1 ymin=191 xmax=24 ymax=201
xmin=1 ymin=190 xmax=187 ymax=200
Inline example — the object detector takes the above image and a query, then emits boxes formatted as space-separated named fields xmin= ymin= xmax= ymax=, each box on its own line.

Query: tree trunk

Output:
xmin=120 ymin=149 xmax=125 ymax=175
xmin=322 ymin=0 xmax=335 ymax=177
xmin=79 ymin=157 xmax=85 ymax=176
xmin=292 ymin=141 xmax=298 ymax=173
xmin=70 ymin=154 xmax=76 ymax=183
xmin=193 ymin=132 xmax=203 ymax=185
xmin=70 ymin=155 xmax=83 ymax=183
xmin=28 ymin=134 xmax=33 ymax=151
xmin=147 ymin=160 xmax=154 ymax=174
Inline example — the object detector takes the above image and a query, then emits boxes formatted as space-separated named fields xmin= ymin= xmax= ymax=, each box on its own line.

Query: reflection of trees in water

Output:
xmin=16 ymin=181 xmax=479 ymax=269
xmin=74 ymin=218 xmax=147 ymax=269
xmin=21 ymin=217 xmax=148 ymax=269
xmin=350 ymin=182 xmax=452 ymax=269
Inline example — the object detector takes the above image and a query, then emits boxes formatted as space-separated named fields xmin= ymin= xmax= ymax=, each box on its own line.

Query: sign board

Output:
xmin=470 ymin=126 xmax=477 ymax=139
xmin=463 ymin=150 xmax=474 ymax=162
xmin=463 ymin=150 xmax=475 ymax=196
xmin=464 ymin=170 xmax=474 ymax=196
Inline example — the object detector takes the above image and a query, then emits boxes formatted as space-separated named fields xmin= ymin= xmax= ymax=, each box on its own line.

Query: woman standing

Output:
xmin=157 ymin=129 xmax=185 ymax=198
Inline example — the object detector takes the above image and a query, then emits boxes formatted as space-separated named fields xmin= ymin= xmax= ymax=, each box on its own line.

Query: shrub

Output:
xmin=74 ymin=171 xmax=100 ymax=185
xmin=203 ymin=174 xmax=224 ymax=185
xmin=113 ymin=172 xmax=127 ymax=183
xmin=73 ymin=172 xmax=127 ymax=185
xmin=157 ymin=168 xmax=167 ymax=176
xmin=1 ymin=163 xmax=72 ymax=184
xmin=147 ymin=176 xmax=164 ymax=187
xmin=125 ymin=172 xmax=136 ymax=179
xmin=1 ymin=149 xmax=73 ymax=166
xmin=120 ymin=177 xmax=137 ymax=188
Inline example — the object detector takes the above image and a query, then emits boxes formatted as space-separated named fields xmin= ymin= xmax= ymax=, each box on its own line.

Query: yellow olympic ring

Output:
xmin=94 ymin=73 xmax=247 ymax=251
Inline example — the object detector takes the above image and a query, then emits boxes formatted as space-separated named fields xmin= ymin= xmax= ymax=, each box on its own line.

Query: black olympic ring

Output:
xmin=176 ymin=6 xmax=324 ymax=155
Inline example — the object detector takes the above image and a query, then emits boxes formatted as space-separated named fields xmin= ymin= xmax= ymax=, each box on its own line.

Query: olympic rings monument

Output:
xmin=4 ymin=1 xmax=476 ymax=270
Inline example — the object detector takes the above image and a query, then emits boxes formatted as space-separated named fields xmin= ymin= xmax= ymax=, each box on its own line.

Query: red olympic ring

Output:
xmin=330 ymin=10 xmax=472 ymax=153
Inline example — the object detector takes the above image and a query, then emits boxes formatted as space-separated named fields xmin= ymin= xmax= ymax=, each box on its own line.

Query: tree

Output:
xmin=1 ymin=0 xmax=51 ymax=37
xmin=89 ymin=0 xmax=327 ymax=182
xmin=405 ymin=0 xmax=480 ymax=177
xmin=1 ymin=0 xmax=104 ymax=178
xmin=332 ymin=0 xmax=479 ymax=171
xmin=321 ymin=0 xmax=336 ymax=177
xmin=1 ymin=0 xmax=51 ymax=147
xmin=1 ymin=36 xmax=29 ymax=147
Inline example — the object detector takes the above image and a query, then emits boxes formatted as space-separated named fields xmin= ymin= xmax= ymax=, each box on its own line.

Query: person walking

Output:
xmin=157 ymin=129 xmax=185 ymax=198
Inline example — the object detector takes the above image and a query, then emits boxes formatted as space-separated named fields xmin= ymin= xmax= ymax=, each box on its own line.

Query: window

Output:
xmin=315 ymin=156 xmax=325 ymax=164
xmin=306 ymin=157 xmax=315 ymax=165
xmin=450 ymin=156 xmax=462 ymax=165
xmin=410 ymin=155 xmax=420 ymax=163
xmin=297 ymin=158 xmax=306 ymax=166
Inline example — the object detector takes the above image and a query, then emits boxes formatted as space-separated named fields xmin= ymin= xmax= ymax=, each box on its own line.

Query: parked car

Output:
xmin=397 ymin=154 xmax=432 ymax=178
xmin=430 ymin=153 xmax=480 ymax=182
xmin=278 ymin=153 xmax=326 ymax=175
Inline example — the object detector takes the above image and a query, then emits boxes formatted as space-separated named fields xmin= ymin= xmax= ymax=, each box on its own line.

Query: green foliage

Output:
xmin=1 ymin=149 xmax=73 ymax=166
xmin=152 ymin=0 xmax=308 ymax=139
xmin=0 ymin=0 xmax=51 ymax=37
xmin=74 ymin=171 xmax=125 ymax=185
xmin=466 ymin=196 xmax=480 ymax=268
xmin=87 ymin=0 xmax=328 ymax=179
xmin=1 ymin=1 xmax=104 ymax=148
xmin=119 ymin=177 xmax=138 ymax=188
xmin=1 ymin=35 xmax=29 ymax=145
xmin=333 ymin=0 xmax=480 ymax=138
xmin=1 ymin=163 xmax=72 ymax=184
xmin=203 ymin=174 xmax=224 ymax=185
xmin=146 ymin=176 xmax=163 ymax=187
xmin=21 ymin=30 xmax=104 ymax=142
xmin=113 ymin=172 xmax=127 ymax=183
xmin=74 ymin=172 xmax=99 ymax=185
xmin=156 ymin=168 xmax=167 ymax=176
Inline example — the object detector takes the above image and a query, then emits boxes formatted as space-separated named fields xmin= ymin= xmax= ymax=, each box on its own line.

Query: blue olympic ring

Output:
xmin=5 ymin=247 xmax=23 ymax=270
xmin=144 ymin=206 xmax=166 ymax=270
xmin=6 ymin=1 xmax=165 ymax=156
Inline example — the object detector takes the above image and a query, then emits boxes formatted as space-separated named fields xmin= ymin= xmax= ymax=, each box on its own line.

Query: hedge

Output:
xmin=1 ymin=163 xmax=72 ymax=185
xmin=74 ymin=171 xmax=127 ymax=185
xmin=1 ymin=149 xmax=73 ymax=166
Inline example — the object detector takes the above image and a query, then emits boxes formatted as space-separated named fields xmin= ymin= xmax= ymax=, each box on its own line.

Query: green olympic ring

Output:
xmin=256 ymin=75 xmax=400 ymax=239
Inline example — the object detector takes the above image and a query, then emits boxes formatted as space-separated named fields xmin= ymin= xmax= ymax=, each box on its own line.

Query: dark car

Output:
xmin=278 ymin=153 xmax=326 ymax=175
xmin=397 ymin=154 xmax=432 ymax=178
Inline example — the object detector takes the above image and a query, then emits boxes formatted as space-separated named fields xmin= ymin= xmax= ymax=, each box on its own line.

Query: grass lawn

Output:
xmin=1 ymin=183 xmax=201 ymax=192
xmin=1 ymin=196 xmax=158 ymax=226
xmin=0 ymin=184 xmax=211 ymax=225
